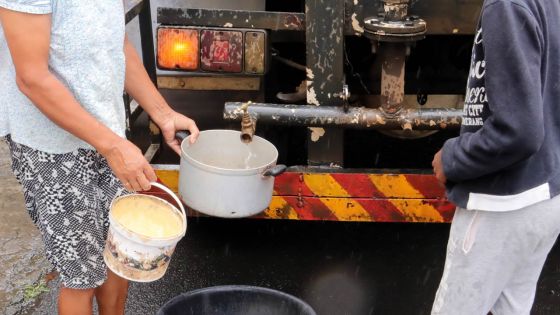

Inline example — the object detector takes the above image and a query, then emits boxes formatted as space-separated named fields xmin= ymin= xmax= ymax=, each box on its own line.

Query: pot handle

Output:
xmin=150 ymin=182 xmax=187 ymax=229
xmin=175 ymin=130 xmax=191 ymax=142
xmin=263 ymin=164 xmax=287 ymax=177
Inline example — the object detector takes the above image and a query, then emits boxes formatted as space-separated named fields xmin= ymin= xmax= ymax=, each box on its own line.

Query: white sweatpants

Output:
xmin=431 ymin=195 xmax=560 ymax=315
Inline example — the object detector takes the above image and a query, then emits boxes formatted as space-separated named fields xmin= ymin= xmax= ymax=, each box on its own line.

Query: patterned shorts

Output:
xmin=5 ymin=136 xmax=128 ymax=289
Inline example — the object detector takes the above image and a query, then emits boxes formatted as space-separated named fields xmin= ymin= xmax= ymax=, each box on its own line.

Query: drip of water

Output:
xmin=243 ymin=144 xmax=256 ymax=169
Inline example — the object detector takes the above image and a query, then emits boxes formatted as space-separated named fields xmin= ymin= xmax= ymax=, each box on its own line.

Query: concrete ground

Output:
xmin=0 ymin=140 xmax=52 ymax=315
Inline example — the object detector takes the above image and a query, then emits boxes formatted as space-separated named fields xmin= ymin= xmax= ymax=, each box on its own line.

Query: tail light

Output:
xmin=157 ymin=28 xmax=199 ymax=71
xmin=200 ymin=30 xmax=243 ymax=73
xmin=156 ymin=26 xmax=266 ymax=74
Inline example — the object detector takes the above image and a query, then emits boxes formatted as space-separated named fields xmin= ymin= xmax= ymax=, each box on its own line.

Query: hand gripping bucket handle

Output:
xmin=150 ymin=182 xmax=187 ymax=236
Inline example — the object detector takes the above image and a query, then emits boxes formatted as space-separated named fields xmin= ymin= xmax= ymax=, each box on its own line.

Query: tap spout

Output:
xmin=240 ymin=101 xmax=256 ymax=143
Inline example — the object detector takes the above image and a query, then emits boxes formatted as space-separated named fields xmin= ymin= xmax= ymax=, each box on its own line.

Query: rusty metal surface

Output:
xmin=305 ymin=0 xmax=344 ymax=107
xmin=156 ymin=1 xmax=481 ymax=39
xmin=379 ymin=43 xmax=406 ymax=115
xmin=363 ymin=16 xmax=427 ymax=42
xmin=157 ymin=8 xmax=305 ymax=31
xmin=157 ymin=76 xmax=260 ymax=90
xmin=224 ymin=102 xmax=462 ymax=130
xmin=383 ymin=1 xmax=409 ymax=20
xmin=305 ymin=0 xmax=345 ymax=166
xmin=348 ymin=0 xmax=482 ymax=36
xmin=244 ymin=31 xmax=266 ymax=74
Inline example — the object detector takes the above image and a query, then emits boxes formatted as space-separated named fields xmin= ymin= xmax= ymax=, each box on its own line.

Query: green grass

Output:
xmin=23 ymin=281 xmax=49 ymax=301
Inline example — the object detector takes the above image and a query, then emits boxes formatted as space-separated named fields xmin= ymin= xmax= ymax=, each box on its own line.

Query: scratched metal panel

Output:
xmin=157 ymin=8 xmax=305 ymax=31
xmin=306 ymin=0 xmax=345 ymax=166
xmin=306 ymin=0 xmax=344 ymax=106
xmin=245 ymin=31 xmax=266 ymax=74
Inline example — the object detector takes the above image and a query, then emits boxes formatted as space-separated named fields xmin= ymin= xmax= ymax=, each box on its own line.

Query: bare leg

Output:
xmin=95 ymin=269 xmax=129 ymax=315
xmin=58 ymin=287 xmax=95 ymax=315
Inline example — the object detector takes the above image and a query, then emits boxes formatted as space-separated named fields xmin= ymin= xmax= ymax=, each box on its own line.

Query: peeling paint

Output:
xmin=223 ymin=22 xmax=233 ymax=28
xmin=307 ymin=87 xmax=320 ymax=106
xmin=309 ymin=127 xmax=326 ymax=142
xmin=351 ymin=13 xmax=364 ymax=35
xmin=306 ymin=68 xmax=315 ymax=80
xmin=224 ymin=103 xmax=462 ymax=131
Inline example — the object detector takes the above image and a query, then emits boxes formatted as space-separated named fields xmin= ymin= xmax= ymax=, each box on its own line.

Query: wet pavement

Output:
xmin=0 ymin=141 xmax=52 ymax=315
xmin=30 ymin=218 xmax=560 ymax=315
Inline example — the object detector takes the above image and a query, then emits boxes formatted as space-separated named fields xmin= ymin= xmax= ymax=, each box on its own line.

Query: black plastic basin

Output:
xmin=157 ymin=285 xmax=316 ymax=315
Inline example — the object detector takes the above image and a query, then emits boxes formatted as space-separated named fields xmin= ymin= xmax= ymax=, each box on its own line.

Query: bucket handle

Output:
xmin=150 ymin=182 xmax=187 ymax=229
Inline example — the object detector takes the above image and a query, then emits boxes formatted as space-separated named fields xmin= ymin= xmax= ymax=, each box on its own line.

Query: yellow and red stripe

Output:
xmin=150 ymin=166 xmax=455 ymax=223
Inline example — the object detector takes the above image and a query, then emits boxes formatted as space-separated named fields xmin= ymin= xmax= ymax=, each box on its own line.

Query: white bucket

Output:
xmin=103 ymin=182 xmax=187 ymax=282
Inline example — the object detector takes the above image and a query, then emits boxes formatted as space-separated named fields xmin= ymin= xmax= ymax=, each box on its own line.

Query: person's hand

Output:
xmin=158 ymin=111 xmax=200 ymax=155
xmin=432 ymin=149 xmax=447 ymax=186
xmin=100 ymin=137 xmax=157 ymax=191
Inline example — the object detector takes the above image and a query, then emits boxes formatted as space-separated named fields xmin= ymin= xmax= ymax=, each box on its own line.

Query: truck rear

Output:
xmin=124 ymin=0 xmax=482 ymax=223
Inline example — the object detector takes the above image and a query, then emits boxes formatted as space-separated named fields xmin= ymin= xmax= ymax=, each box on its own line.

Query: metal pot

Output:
xmin=176 ymin=130 xmax=286 ymax=218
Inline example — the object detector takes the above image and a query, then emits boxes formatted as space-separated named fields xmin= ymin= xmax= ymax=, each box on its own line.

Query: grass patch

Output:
xmin=23 ymin=280 xmax=49 ymax=301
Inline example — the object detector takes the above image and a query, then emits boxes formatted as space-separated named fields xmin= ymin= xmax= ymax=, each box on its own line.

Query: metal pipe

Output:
xmin=272 ymin=55 xmax=306 ymax=72
xmin=383 ymin=0 xmax=410 ymax=21
xmin=379 ymin=42 xmax=406 ymax=115
xmin=225 ymin=103 xmax=462 ymax=130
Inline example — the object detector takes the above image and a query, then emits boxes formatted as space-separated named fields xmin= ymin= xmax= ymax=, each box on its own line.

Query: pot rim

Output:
xmin=109 ymin=194 xmax=187 ymax=242
xmin=180 ymin=129 xmax=279 ymax=175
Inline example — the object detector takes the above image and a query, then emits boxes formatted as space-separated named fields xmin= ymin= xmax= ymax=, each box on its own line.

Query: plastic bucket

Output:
xmin=103 ymin=182 xmax=187 ymax=282
xmin=157 ymin=285 xmax=317 ymax=315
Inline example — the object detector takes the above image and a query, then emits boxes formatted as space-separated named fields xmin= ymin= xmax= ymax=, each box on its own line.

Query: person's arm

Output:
xmin=436 ymin=1 xmax=544 ymax=184
xmin=123 ymin=36 xmax=199 ymax=155
xmin=0 ymin=8 xmax=156 ymax=191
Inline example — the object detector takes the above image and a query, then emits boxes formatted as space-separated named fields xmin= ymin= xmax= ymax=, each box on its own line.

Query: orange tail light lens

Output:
xmin=157 ymin=28 xmax=199 ymax=71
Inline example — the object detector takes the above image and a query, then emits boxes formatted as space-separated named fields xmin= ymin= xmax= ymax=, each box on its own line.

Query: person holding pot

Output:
xmin=0 ymin=1 xmax=199 ymax=314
